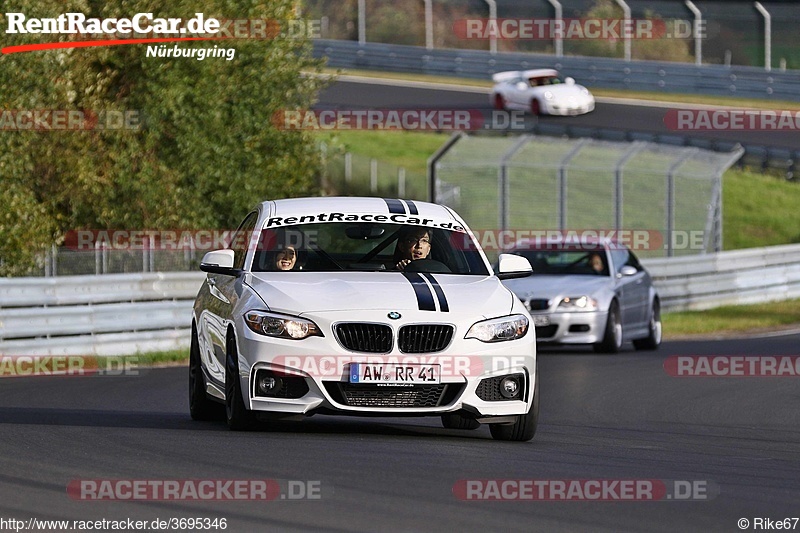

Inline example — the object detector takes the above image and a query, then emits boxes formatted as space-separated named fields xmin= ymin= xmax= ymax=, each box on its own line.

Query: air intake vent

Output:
xmin=335 ymin=323 xmax=393 ymax=353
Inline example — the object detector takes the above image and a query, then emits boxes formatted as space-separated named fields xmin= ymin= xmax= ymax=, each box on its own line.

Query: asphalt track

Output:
xmin=317 ymin=79 xmax=800 ymax=151
xmin=1 ymin=334 xmax=798 ymax=532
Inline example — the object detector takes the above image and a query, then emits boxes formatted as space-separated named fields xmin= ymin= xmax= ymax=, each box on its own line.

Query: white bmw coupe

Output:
xmin=190 ymin=197 xmax=539 ymax=441
xmin=491 ymin=69 xmax=595 ymax=116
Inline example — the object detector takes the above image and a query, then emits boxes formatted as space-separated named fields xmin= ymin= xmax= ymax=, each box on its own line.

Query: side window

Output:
xmin=609 ymin=248 xmax=629 ymax=275
xmin=230 ymin=212 xmax=258 ymax=270
xmin=625 ymin=249 xmax=643 ymax=271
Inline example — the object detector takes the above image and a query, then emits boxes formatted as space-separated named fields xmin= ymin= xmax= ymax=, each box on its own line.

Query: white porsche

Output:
xmin=491 ymin=69 xmax=595 ymax=116
xmin=190 ymin=197 xmax=539 ymax=441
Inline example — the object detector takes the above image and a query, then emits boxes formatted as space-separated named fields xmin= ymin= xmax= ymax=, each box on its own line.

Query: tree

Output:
xmin=0 ymin=0 xmax=327 ymax=275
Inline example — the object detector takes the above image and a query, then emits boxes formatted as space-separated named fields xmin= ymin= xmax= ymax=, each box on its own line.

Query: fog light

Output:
xmin=499 ymin=376 xmax=520 ymax=399
xmin=257 ymin=374 xmax=283 ymax=395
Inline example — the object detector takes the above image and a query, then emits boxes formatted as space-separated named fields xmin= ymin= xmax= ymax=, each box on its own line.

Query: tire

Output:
xmin=594 ymin=301 xmax=622 ymax=353
xmin=633 ymin=300 xmax=662 ymax=351
xmin=489 ymin=369 xmax=539 ymax=442
xmin=225 ymin=333 xmax=257 ymax=430
xmin=441 ymin=413 xmax=480 ymax=430
xmin=189 ymin=323 xmax=222 ymax=421
xmin=531 ymin=99 xmax=541 ymax=116
xmin=493 ymin=93 xmax=506 ymax=111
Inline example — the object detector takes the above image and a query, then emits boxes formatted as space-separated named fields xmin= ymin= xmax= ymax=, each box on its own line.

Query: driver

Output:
xmin=392 ymin=228 xmax=431 ymax=271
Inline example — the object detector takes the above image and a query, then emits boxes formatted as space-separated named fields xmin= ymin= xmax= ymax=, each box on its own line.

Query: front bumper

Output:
xmin=531 ymin=310 xmax=608 ymax=344
xmin=544 ymin=99 xmax=595 ymax=116
xmin=233 ymin=310 xmax=536 ymax=420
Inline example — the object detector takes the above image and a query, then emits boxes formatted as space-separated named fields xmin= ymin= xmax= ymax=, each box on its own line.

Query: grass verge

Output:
xmin=663 ymin=299 xmax=800 ymax=338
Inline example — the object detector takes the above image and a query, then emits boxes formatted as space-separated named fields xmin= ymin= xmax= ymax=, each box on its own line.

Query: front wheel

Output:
xmin=633 ymin=300 xmax=662 ymax=351
xmin=594 ymin=302 xmax=622 ymax=353
xmin=225 ymin=334 xmax=257 ymax=430
xmin=493 ymin=93 xmax=506 ymax=111
xmin=489 ymin=369 xmax=539 ymax=442
xmin=531 ymin=99 xmax=541 ymax=116
xmin=189 ymin=323 xmax=222 ymax=421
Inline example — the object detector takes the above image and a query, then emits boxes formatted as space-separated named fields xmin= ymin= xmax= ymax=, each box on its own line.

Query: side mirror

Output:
xmin=496 ymin=253 xmax=533 ymax=280
xmin=200 ymin=249 xmax=241 ymax=276
xmin=515 ymin=81 xmax=529 ymax=91
xmin=618 ymin=265 xmax=638 ymax=277
xmin=565 ymin=76 xmax=575 ymax=85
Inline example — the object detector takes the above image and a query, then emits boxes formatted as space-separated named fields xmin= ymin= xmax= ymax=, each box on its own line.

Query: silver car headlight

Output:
xmin=557 ymin=296 xmax=598 ymax=311
xmin=244 ymin=310 xmax=323 ymax=340
xmin=465 ymin=314 xmax=529 ymax=343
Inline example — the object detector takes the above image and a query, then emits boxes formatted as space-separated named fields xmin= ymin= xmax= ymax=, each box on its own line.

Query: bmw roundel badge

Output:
xmin=388 ymin=311 xmax=401 ymax=320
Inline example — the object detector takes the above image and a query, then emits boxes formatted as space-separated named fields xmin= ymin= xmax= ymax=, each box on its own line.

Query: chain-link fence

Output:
xmin=430 ymin=133 xmax=743 ymax=259
xmin=320 ymin=142 xmax=428 ymax=199
xmin=36 ymin=244 xmax=203 ymax=277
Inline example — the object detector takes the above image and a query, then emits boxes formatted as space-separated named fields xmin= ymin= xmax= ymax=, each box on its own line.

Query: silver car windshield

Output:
xmin=250 ymin=222 xmax=490 ymax=275
xmin=512 ymin=250 xmax=609 ymax=276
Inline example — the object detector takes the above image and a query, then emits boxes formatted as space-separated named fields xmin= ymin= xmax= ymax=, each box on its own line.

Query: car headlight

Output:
xmin=581 ymin=88 xmax=590 ymax=96
xmin=544 ymin=90 xmax=554 ymax=100
xmin=465 ymin=314 xmax=529 ymax=343
xmin=244 ymin=310 xmax=323 ymax=340
xmin=557 ymin=296 xmax=598 ymax=311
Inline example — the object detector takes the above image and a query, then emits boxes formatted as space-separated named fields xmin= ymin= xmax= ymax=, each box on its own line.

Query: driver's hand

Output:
xmin=396 ymin=259 xmax=411 ymax=270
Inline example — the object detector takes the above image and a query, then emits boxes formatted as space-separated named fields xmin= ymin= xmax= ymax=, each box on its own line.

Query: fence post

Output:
xmin=358 ymin=0 xmax=366 ymax=45
xmin=427 ymin=132 xmax=465 ymax=202
xmin=685 ymin=1 xmax=703 ymax=66
xmin=546 ymin=0 xmax=563 ymax=58
xmin=499 ymin=135 xmax=532 ymax=233
xmin=345 ymin=152 xmax=352 ymax=183
xmin=370 ymin=158 xmax=378 ymax=193
xmin=666 ymin=150 xmax=697 ymax=257
xmin=557 ymin=139 xmax=588 ymax=230
xmin=614 ymin=142 xmax=644 ymax=231
xmin=398 ymin=167 xmax=406 ymax=197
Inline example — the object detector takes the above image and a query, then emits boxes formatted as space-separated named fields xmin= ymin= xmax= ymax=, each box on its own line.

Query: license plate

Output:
xmin=532 ymin=315 xmax=550 ymax=327
xmin=349 ymin=363 xmax=440 ymax=384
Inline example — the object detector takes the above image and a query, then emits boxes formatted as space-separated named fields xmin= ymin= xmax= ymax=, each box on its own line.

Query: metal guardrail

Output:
xmin=0 ymin=272 xmax=205 ymax=356
xmin=2 ymin=244 xmax=799 ymax=355
xmin=313 ymin=39 xmax=800 ymax=101
xmin=641 ymin=243 xmax=800 ymax=311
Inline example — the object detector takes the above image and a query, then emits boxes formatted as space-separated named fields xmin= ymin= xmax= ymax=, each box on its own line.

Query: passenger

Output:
xmin=587 ymin=252 xmax=606 ymax=274
xmin=273 ymin=245 xmax=297 ymax=271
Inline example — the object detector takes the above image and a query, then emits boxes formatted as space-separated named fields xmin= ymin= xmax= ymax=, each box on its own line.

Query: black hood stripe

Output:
xmin=402 ymin=272 xmax=436 ymax=311
xmin=403 ymin=200 xmax=419 ymax=215
xmin=383 ymin=198 xmax=406 ymax=214
xmin=421 ymin=273 xmax=449 ymax=312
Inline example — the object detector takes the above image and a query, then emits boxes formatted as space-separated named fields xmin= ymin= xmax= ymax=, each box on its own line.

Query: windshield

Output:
xmin=511 ymin=249 xmax=609 ymax=276
xmin=250 ymin=223 xmax=490 ymax=275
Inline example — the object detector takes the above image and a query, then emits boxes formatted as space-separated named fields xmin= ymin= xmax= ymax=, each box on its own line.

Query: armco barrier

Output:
xmin=641 ymin=243 xmax=800 ymax=311
xmin=0 ymin=272 xmax=205 ymax=356
xmin=313 ymin=39 xmax=800 ymax=102
xmin=2 ymin=244 xmax=799 ymax=356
